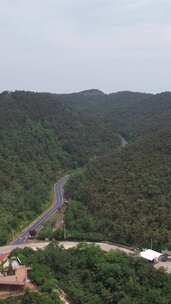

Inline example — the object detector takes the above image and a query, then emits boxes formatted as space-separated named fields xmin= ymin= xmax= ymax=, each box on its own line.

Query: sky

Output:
xmin=0 ymin=0 xmax=171 ymax=93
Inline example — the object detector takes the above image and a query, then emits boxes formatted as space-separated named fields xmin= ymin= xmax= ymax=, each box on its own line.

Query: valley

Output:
xmin=1 ymin=89 xmax=171 ymax=303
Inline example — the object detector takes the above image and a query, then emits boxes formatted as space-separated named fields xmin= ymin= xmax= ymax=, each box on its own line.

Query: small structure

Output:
xmin=140 ymin=249 xmax=167 ymax=264
xmin=0 ymin=254 xmax=9 ymax=265
xmin=0 ymin=266 xmax=30 ymax=286
xmin=0 ymin=256 xmax=31 ymax=292
xmin=3 ymin=256 xmax=22 ymax=272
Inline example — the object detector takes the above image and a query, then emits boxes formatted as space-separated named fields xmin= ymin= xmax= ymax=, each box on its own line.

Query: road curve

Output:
xmin=11 ymin=175 xmax=69 ymax=246
xmin=0 ymin=241 xmax=134 ymax=255
xmin=118 ymin=134 xmax=128 ymax=147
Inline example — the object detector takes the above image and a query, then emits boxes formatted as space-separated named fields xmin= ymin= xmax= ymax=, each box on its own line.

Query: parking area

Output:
xmin=155 ymin=261 xmax=171 ymax=273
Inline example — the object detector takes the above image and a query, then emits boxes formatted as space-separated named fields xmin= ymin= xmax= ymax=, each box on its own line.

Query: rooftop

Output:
xmin=0 ymin=254 xmax=9 ymax=264
xmin=0 ymin=266 xmax=30 ymax=286
xmin=140 ymin=249 xmax=162 ymax=261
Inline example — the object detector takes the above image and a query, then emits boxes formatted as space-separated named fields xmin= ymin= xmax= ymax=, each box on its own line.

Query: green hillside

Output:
xmin=65 ymin=129 xmax=171 ymax=248
xmin=0 ymin=90 xmax=120 ymax=245
xmin=62 ymin=90 xmax=171 ymax=141
xmin=1 ymin=89 xmax=171 ymax=245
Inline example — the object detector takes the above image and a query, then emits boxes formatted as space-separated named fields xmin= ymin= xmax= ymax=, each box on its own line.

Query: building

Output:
xmin=140 ymin=249 xmax=167 ymax=264
xmin=0 ymin=266 xmax=30 ymax=286
xmin=0 ymin=256 xmax=31 ymax=292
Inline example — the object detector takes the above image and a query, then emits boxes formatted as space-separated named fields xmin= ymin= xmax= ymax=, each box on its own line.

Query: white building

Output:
xmin=140 ymin=249 xmax=164 ymax=263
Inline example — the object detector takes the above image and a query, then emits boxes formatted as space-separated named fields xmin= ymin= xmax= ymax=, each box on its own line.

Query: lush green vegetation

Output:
xmin=0 ymin=90 xmax=120 ymax=244
xmin=1 ymin=89 xmax=171 ymax=245
xmin=2 ymin=243 xmax=171 ymax=304
xmin=62 ymin=90 xmax=171 ymax=141
xmin=1 ymin=290 xmax=62 ymax=304
xmin=65 ymin=129 xmax=171 ymax=248
xmin=0 ymin=121 xmax=67 ymax=244
xmin=2 ymin=89 xmax=171 ymax=302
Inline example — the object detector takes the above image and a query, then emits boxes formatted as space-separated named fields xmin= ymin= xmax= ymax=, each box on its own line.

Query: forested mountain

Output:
xmin=1 ymin=89 xmax=171 ymax=245
xmin=65 ymin=129 xmax=171 ymax=248
xmin=0 ymin=90 xmax=120 ymax=244
xmin=62 ymin=90 xmax=171 ymax=141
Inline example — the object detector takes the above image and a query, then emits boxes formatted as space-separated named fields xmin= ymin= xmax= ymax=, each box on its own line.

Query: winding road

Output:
xmin=1 ymin=135 xmax=171 ymax=274
xmin=12 ymin=175 xmax=69 ymax=245
xmin=118 ymin=134 xmax=128 ymax=147
xmin=11 ymin=134 xmax=127 ymax=246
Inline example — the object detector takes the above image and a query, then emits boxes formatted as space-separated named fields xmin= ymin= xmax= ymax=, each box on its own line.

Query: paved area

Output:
xmin=155 ymin=261 xmax=171 ymax=273
xmin=0 ymin=242 xmax=50 ymax=254
xmin=59 ymin=241 xmax=134 ymax=255
xmin=12 ymin=176 xmax=69 ymax=245
xmin=0 ymin=241 xmax=134 ymax=255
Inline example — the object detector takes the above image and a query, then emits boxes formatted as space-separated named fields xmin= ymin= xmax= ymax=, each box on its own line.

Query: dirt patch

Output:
xmin=59 ymin=289 xmax=70 ymax=304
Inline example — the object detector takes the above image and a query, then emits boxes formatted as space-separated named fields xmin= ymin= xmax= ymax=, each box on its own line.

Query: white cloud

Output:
xmin=0 ymin=0 xmax=171 ymax=93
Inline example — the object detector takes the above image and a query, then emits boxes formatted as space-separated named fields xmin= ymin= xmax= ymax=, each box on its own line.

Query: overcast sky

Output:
xmin=0 ymin=0 xmax=171 ymax=93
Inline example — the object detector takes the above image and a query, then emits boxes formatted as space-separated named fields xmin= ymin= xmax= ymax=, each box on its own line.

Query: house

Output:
xmin=139 ymin=249 xmax=167 ymax=264
xmin=0 ymin=256 xmax=31 ymax=292
xmin=0 ymin=266 xmax=30 ymax=286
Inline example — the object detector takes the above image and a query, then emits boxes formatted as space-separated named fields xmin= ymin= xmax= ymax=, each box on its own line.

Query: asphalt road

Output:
xmin=11 ymin=175 xmax=69 ymax=246
xmin=118 ymin=134 xmax=128 ymax=147
xmin=11 ymin=135 xmax=127 ymax=246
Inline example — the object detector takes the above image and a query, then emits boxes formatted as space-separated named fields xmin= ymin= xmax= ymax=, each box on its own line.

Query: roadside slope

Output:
xmin=65 ymin=129 xmax=171 ymax=248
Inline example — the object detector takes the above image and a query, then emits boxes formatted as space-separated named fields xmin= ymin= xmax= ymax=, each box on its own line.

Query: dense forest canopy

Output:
xmin=0 ymin=90 xmax=120 ymax=244
xmin=65 ymin=129 xmax=171 ymax=248
xmin=1 ymin=89 xmax=171 ymax=245
xmin=1 ymin=89 xmax=171 ymax=302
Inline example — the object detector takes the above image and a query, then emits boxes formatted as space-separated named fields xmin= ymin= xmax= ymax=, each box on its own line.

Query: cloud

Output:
xmin=0 ymin=0 xmax=171 ymax=93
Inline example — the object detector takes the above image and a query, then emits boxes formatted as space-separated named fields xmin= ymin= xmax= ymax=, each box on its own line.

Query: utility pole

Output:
xmin=64 ymin=223 xmax=66 ymax=240
xmin=151 ymin=238 xmax=153 ymax=250
xmin=12 ymin=230 xmax=15 ymax=242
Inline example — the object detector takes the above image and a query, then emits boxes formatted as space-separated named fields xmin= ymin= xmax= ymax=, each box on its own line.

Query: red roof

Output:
xmin=0 ymin=253 xmax=9 ymax=263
